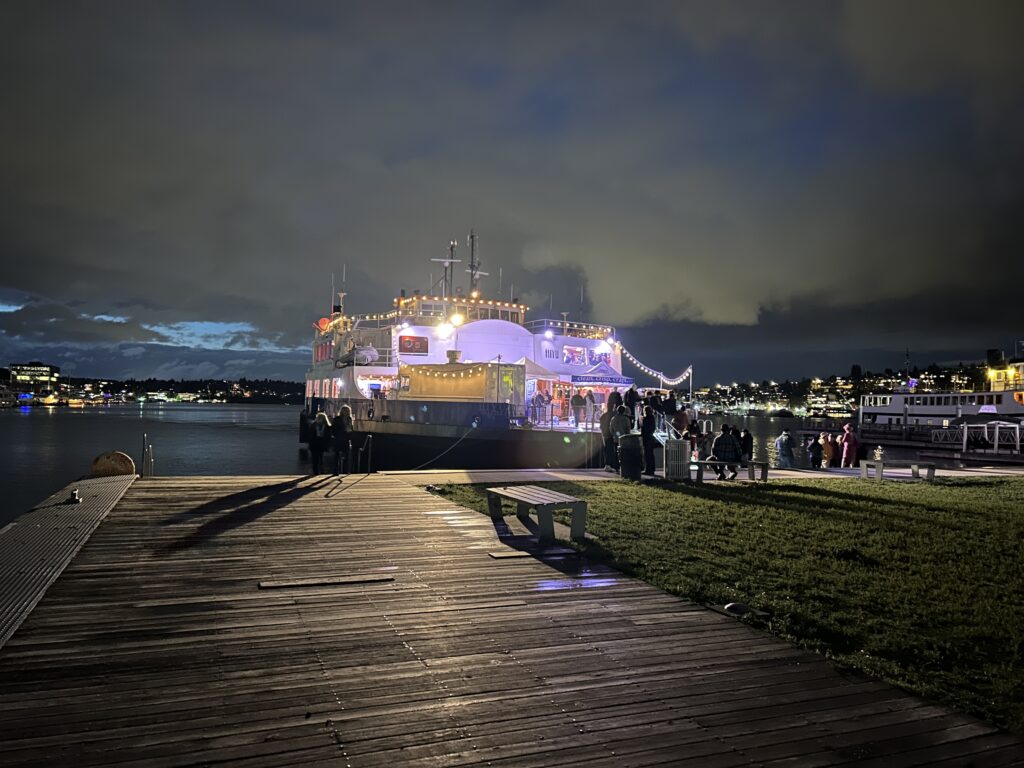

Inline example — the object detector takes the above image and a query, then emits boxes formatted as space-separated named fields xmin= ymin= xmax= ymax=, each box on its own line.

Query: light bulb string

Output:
xmin=618 ymin=344 xmax=692 ymax=386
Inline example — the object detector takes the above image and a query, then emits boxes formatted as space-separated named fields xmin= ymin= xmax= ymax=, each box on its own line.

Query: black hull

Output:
xmin=306 ymin=396 xmax=606 ymax=471
xmin=342 ymin=423 xmax=605 ymax=471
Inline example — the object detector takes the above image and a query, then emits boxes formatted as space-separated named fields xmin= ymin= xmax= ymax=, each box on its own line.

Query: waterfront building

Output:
xmin=9 ymin=362 xmax=59 ymax=394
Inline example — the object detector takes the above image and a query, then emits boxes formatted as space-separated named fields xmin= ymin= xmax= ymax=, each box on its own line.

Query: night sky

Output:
xmin=2 ymin=1 xmax=1023 ymax=386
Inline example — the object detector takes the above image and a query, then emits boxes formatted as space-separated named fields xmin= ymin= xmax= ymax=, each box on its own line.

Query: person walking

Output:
xmin=774 ymin=428 xmax=795 ymax=469
xmin=600 ymin=402 xmax=618 ymax=471
xmin=806 ymin=435 xmax=823 ymax=469
xmin=711 ymin=424 xmax=743 ymax=480
xmin=839 ymin=423 xmax=860 ymax=468
xmin=640 ymin=405 xmax=657 ymax=476
xmin=819 ymin=432 xmax=835 ymax=469
xmin=331 ymin=405 xmax=354 ymax=475
xmin=310 ymin=411 xmax=331 ymax=475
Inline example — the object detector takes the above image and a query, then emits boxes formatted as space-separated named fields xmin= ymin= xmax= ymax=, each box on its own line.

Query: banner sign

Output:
xmin=399 ymin=335 xmax=429 ymax=355
xmin=571 ymin=374 xmax=633 ymax=386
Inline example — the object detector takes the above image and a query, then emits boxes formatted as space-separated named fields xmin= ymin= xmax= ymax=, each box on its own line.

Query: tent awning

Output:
xmin=514 ymin=357 xmax=560 ymax=379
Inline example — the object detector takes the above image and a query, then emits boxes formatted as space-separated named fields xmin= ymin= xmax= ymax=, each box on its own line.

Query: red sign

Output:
xmin=399 ymin=335 xmax=429 ymax=355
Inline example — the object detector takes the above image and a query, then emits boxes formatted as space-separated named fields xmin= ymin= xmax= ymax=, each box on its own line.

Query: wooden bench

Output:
xmin=689 ymin=460 xmax=770 ymax=483
xmin=860 ymin=460 xmax=936 ymax=481
xmin=486 ymin=485 xmax=587 ymax=543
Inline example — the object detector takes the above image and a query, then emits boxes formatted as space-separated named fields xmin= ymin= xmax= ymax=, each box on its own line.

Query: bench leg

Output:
xmin=537 ymin=509 xmax=556 ymax=542
xmin=876 ymin=463 xmax=884 ymax=481
xmin=569 ymin=502 xmax=587 ymax=542
xmin=860 ymin=465 xmax=868 ymax=480
xmin=517 ymin=502 xmax=531 ymax=522
xmin=760 ymin=463 xmax=768 ymax=482
xmin=487 ymin=493 xmax=503 ymax=520
xmin=695 ymin=463 xmax=704 ymax=483
xmin=747 ymin=464 xmax=756 ymax=481
xmin=911 ymin=465 xmax=920 ymax=480
xmin=926 ymin=466 xmax=935 ymax=481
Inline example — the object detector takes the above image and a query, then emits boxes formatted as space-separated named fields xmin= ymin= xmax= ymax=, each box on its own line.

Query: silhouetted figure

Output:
xmin=310 ymin=412 xmax=331 ymax=474
xmin=740 ymin=428 xmax=754 ymax=463
xmin=711 ymin=424 xmax=743 ymax=480
xmin=600 ymin=403 xmax=618 ymax=471
xmin=624 ymin=384 xmax=640 ymax=426
xmin=640 ymin=405 xmax=657 ymax=476
xmin=806 ymin=435 xmax=822 ymax=468
xmin=332 ymin=405 xmax=353 ymax=475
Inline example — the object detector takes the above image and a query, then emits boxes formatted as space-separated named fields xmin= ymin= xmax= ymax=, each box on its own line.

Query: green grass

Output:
xmin=432 ymin=477 xmax=1024 ymax=732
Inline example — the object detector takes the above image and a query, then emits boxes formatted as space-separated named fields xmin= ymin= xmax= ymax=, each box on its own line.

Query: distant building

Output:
xmin=10 ymin=362 xmax=60 ymax=393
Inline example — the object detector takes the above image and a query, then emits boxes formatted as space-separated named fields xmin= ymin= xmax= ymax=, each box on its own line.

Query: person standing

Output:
xmin=806 ymin=435 xmax=823 ymax=469
xmin=332 ymin=405 xmax=354 ymax=475
xmin=600 ymin=402 xmax=618 ymax=471
xmin=711 ymin=424 xmax=743 ymax=480
xmin=640 ymin=405 xmax=657 ymax=476
xmin=819 ymin=432 xmax=835 ymax=469
xmin=774 ymin=428 xmax=795 ymax=469
xmin=609 ymin=404 xmax=632 ymax=444
xmin=310 ymin=412 xmax=331 ymax=475
xmin=828 ymin=433 xmax=841 ymax=467
xmin=839 ymin=423 xmax=860 ymax=468
xmin=740 ymin=428 xmax=754 ymax=463
xmin=570 ymin=390 xmax=586 ymax=427
xmin=584 ymin=389 xmax=597 ymax=429
xmin=624 ymin=384 xmax=640 ymax=427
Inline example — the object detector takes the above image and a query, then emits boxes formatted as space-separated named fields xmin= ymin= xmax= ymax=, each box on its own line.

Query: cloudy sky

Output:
xmin=2 ymin=1 xmax=1022 ymax=385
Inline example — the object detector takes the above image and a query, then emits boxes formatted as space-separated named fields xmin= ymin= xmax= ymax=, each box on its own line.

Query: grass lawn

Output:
xmin=433 ymin=476 xmax=1024 ymax=733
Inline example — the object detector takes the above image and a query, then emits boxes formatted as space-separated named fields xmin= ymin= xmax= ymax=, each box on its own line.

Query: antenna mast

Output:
xmin=430 ymin=239 xmax=461 ymax=299
xmin=465 ymin=228 xmax=488 ymax=295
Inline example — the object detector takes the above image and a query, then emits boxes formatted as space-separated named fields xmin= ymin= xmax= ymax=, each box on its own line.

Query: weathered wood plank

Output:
xmin=0 ymin=474 xmax=1017 ymax=767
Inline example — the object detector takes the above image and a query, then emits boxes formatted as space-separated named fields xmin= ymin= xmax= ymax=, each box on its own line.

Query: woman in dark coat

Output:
xmin=332 ymin=405 xmax=354 ymax=475
xmin=310 ymin=412 xmax=331 ymax=474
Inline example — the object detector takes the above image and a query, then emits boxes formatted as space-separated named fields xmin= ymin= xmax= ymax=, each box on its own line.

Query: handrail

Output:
xmin=356 ymin=434 xmax=373 ymax=474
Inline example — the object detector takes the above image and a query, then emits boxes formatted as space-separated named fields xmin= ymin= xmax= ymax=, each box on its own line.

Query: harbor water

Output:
xmin=0 ymin=404 xmax=932 ymax=527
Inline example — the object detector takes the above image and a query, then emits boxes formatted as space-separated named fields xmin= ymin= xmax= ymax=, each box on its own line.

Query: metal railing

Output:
xmin=140 ymin=433 xmax=155 ymax=477
xmin=355 ymin=434 xmax=373 ymax=474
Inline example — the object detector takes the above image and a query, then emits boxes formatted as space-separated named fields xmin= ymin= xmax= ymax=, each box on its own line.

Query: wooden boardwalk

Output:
xmin=0 ymin=475 xmax=1021 ymax=767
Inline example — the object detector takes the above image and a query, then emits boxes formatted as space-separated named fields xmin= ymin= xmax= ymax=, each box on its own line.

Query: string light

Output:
xmin=619 ymin=343 xmax=692 ymax=386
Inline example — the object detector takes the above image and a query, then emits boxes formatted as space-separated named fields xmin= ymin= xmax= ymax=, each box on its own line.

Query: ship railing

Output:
xmin=521 ymin=403 xmax=601 ymax=432
xmin=355 ymin=434 xmax=373 ymax=474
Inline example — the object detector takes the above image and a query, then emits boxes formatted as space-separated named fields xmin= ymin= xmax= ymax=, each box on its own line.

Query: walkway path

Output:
xmin=1 ymin=475 xmax=1020 ymax=766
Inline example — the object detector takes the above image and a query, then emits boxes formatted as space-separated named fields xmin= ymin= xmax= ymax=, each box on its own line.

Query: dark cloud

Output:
xmin=1 ymin=2 xmax=1022 ymax=381
xmin=0 ymin=301 xmax=167 ymax=345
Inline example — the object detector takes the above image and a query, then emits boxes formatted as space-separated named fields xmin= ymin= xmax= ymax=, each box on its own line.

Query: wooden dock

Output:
xmin=1 ymin=474 xmax=1021 ymax=767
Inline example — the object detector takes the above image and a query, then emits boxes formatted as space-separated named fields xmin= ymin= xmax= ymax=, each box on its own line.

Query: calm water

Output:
xmin=0 ymin=403 xmax=304 ymax=526
xmin=0 ymin=404 xmax=915 ymax=527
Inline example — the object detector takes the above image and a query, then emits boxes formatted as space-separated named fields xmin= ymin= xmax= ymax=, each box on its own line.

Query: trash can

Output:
xmin=663 ymin=439 xmax=689 ymax=481
xmin=618 ymin=433 xmax=642 ymax=481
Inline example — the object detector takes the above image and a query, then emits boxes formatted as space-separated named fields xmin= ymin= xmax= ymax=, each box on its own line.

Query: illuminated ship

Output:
xmin=858 ymin=361 xmax=1024 ymax=429
xmin=303 ymin=232 xmax=690 ymax=470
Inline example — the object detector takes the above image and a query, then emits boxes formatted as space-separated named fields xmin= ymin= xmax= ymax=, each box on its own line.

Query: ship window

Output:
xmin=967 ymin=395 xmax=976 ymax=405
xmin=996 ymin=394 xmax=1003 ymax=405
xmin=943 ymin=396 xmax=950 ymax=405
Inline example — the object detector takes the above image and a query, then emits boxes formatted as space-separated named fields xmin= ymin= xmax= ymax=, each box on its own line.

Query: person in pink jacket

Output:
xmin=839 ymin=423 xmax=860 ymax=468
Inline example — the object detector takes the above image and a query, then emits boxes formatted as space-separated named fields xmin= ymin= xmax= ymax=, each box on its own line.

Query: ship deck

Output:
xmin=1 ymin=474 xmax=1022 ymax=767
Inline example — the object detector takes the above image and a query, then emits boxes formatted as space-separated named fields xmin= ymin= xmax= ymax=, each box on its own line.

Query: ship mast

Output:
xmin=465 ymin=229 xmax=488 ymax=295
